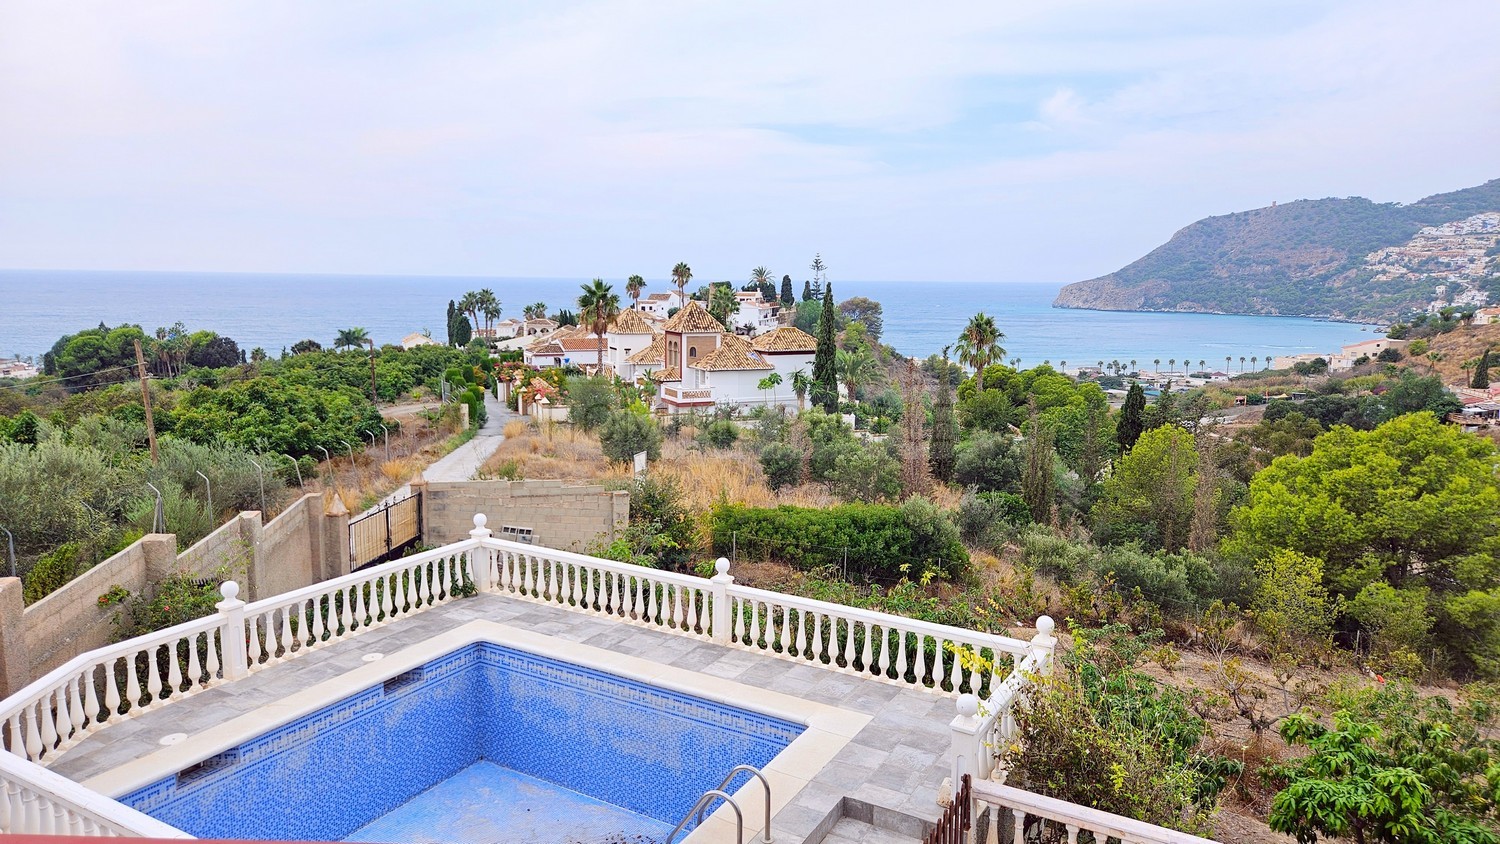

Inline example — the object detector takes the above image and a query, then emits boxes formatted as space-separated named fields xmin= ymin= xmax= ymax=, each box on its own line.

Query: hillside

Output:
xmin=1054 ymin=178 xmax=1500 ymax=322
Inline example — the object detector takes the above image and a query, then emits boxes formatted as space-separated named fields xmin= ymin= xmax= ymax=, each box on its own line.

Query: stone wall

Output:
xmin=418 ymin=478 xmax=628 ymax=552
xmin=1 ymin=493 xmax=350 ymax=696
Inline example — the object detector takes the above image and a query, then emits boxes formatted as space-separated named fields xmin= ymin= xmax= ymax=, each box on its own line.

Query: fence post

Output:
xmin=216 ymin=581 xmax=249 ymax=680
xmin=1029 ymin=616 xmax=1057 ymax=676
xmin=469 ymin=513 xmax=494 ymax=593
xmin=710 ymin=557 xmax=733 ymax=644
xmin=945 ymin=693 xmax=984 ymax=807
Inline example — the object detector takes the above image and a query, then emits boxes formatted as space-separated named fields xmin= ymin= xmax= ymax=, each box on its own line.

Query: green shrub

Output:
xmin=1096 ymin=544 xmax=1218 ymax=613
xmin=699 ymin=419 xmax=739 ymax=449
xmin=22 ymin=542 xmax=83 ymax=605
xmin=709 ymin=501 xmax=967 ymax=581
xmin=828 ymin=443 xmax=901 ymax=502
xmin=621 ymin=475 xmax=695 ymax=569
xmin=600 ymin=411 xmax=662 ymax=463
xmin=109 ymin=571 xmax=224 ymax=640
xmin=953 ymin=431 xmax=1023 ymax=492
xmin=1018 ymin=526 xmax=1098 ymax=580
xmin=759 ymin=442 xmax=802 ymax=490
xmin=957 ymin=489 xmax=1030 ymax=548
xmin=567 ymin=376 xmax=616 ymax=431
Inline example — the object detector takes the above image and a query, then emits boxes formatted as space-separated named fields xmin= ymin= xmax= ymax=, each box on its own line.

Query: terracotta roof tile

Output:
xmin=663 ymin=299 xmax=725 ymax=333
xmin=610 ymin=308 xmax=654 ymax=334
xmin=751 ymin=326 xmax=817 ymax=353
xmin=650 ymin=366 xmax=681 ymax=382
xmin=627 ymin=335 xmax=665 ymax=365
xmin=691 ymin=334 xmax=774 ymax=371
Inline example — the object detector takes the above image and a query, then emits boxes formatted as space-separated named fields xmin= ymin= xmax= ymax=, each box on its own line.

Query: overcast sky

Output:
xmin=2 ymin=0 xmax=1497 ymax=285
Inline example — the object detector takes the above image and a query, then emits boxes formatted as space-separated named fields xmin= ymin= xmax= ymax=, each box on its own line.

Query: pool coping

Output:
xmin=82 ymin=620 xmax=872 ymax=844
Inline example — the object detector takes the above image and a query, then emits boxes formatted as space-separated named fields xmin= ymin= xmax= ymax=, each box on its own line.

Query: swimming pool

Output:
xmin=118 ymin=643 xmax=804 ymax=842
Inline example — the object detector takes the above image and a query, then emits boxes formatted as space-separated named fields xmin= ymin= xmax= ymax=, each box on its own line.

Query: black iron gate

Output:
xmin=349 ymin=492 xmax=423 ymax=571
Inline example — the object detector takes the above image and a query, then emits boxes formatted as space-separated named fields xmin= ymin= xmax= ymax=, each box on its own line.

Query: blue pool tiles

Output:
xmin=120 ymin=643 xmax=804 ymax=841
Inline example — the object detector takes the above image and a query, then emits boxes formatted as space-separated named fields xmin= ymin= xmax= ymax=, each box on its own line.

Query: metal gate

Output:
xmin=349 ymin=492 xmax=423 ymax=571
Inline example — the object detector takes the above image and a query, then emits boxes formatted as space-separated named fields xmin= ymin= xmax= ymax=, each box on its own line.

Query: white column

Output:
xmin=948 ymin=693 xmax=984 ymax=796
xmin=1029 ymin=616 xmax=1057 ymax=676
xmin=710 ymin=558 xmax=733 ymax=644
xmin=469 ymin=513 xmax=494 ymax=593
xmin=216 ymin=581 xmax=248 ymax=680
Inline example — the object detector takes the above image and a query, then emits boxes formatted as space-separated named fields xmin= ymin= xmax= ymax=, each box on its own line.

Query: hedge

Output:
xmin=709 ymin=502 xmax=967 ymax=582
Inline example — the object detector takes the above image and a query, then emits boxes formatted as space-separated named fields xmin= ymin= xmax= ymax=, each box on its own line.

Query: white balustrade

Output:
xmin=0 ymin=747 xmax=190 ymax=836
xmin=969 ymin=778 xmax=1219 ymax=844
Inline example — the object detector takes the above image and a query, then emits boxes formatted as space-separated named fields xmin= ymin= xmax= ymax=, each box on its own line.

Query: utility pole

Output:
xmin=133 ymin=339 xmax=160 ymax=465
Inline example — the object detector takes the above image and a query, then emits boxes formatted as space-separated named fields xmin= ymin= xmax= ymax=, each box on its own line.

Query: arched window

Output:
xmin=689 ymin=347 xmax=698 ymax=358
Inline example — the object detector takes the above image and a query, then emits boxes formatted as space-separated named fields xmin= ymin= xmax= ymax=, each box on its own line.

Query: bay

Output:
xmin=0 ymin=270 xmax=1372 ymax=371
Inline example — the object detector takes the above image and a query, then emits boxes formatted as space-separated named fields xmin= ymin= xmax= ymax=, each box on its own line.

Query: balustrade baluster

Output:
xmin=0 ymin=778 xmax=11 ymax=830
xmin=748 ymin=600 xmax=762 ymax=648
xmin=354 ymin=583 xmax=369 ymax=628
xmin=23 ymin=706 xmax=44 ymax=760
xmin=276 ymin=607 xmax=293 ymax=657
xmin=896 ymin=630 xmax=910 ymax=682
xmin=643 ymin=577 xmax=657 ymax=625
xmin=66 ymin=676 xmax=85 ymax=735
xmin=860 ymin=621 xmax=874 ymax=673
xmin=792 ymin=609 xmax=806 ymax=657
xmin=249 ymin=616 xmax=267 ymax=665
xmin=568 ymin=563 xmax=581 ymax=606
xmin=841 ymin=618 xmax=855 ymax=669
xmin=1065 ymin=822 xmax=1080 ymax=843
xmin=103 ymin=661 xmax=122 ymax=718
xmin=687 ymin=587 xmax=701 ymax=633
xmin=21 ymin=790 xmax=39 ymax=834
xmin=731 ymin=597 xmax=743 ymax=644
xmin=339 ymin=586 xmax=354 ymax=632
xmin=1012 ymin=809 xmax=1025 ymax=843
xmin=145 ymin=646 xmax=164 ymax=704
xmin=166 ymin=640 xmax=184 ymax=694
xmin=875 ymin=626 xmax=891 ymax=678
xmin=184 ymin=632 xmax=203 ymax=686
xmin=810 ymin=612 xmax=824 ymax=663
xmin=8 ymin=713 xmax=25 ymax=757
xmin=949 ymin=641 xmax=964 ymax=691
xmin=773 ymin=606 xmax=789 ymax=654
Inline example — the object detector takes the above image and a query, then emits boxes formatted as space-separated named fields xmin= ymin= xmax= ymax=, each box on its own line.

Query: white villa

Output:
xmin=728 ymin=291 xmax=782 ymax=335
xmin=635 ymin=290 xmax=685 ymax=318
xmin=400 ymin=332 xmax=440 ymax=350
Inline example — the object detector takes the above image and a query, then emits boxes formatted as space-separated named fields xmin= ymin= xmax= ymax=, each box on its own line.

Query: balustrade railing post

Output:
xmin=1029 ymin=616 xmax=1057 ymax=676
xmin=468 ymin=513 xmax=494 ymax=593
xmin=945 ymin=693 xmax=985 ymax=806
xmin=216 ymin=581 xmax=249 ymax=681
xmin=709 ymin=557 xmax=733 ymax=644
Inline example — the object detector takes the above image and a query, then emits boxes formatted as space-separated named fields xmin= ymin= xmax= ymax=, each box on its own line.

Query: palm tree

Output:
xmin=1129 ymin=359 xmax=1137 ymax=374
xmin=1153 ymin=358 xmax=1161 ymax=374
xmin=1225 ymin=356 xmax=1232 ymax=374
xmin=477 ymin=288 xmax=501 ymax=334
xmin=709 ymin=283 xmax=739 ymax=329
xmin=954 ymin=313 xmax=1005 ymax=390
xmin=1059 ymin=360 xmax=1067 ymax=374
xmin=750 ymin=266 xmax=773 ymax=293
xmin=790 ymin=369 xmax=811 ymax=411
xmin=577 ymin=279 xmax=620 ymax=373
xmin=1239 ymin=356 xmax=1246 ymax=372
xmin=458 ymin=291 xmax=481 ymax=334
xmin=523 ymin=302 xmax=548 ymax=320
xmin=1198 ymin=359 xmax=1206 ymax=373
xmin=335 ymin=327 xmax=369 ymax=351
xmin=671 ymin=262 xmax=693 ymax=300
xmin=1251 ymin=356 xmax=1258 ymax=371
xmin=1010 ymin=357 xmax=1021 ymax=369
xmin=1264 ymin=353 xmax=1272 ymax=371
xmin=757 ymin=372 xmax=783 ymax=406
xmin=835 ymin=347 xmax=877 ymax=403
xmin=1168 ymin=358 xmax=1176 ymax=375
xmin=625 ymin=275 xmax=645 ymax=306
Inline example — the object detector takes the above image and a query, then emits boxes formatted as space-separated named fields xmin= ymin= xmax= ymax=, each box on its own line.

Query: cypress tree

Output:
xmin=929 ymin=351 xmax=957 ymax=482
xmin=802 ymin=279 xmax=813 ymax=302
xmin=1473 ymin=349 xmax=1491 ymax=389
xmin=812 ymin=284 xmax=839 ymax=412
xmin=452 ymin=315 xmax=473 ymax=347
xmin=781 ymin=275 xmax=794 ymax=307
xmin=1117 ymin=382 xmax=1146 ymax=453
xmin=1022 ymin=401 xmax=1056 ymax=525
xmin=446 ymin=300 xmax=457 ymax=346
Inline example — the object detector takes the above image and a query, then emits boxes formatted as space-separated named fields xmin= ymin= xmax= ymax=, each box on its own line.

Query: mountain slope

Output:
xmin=1054 ymin=179 xmax=1500 ymax=322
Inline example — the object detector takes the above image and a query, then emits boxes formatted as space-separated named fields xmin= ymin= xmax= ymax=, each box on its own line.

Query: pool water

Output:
xmin=119 ymin=643 xmax=803 ymax=842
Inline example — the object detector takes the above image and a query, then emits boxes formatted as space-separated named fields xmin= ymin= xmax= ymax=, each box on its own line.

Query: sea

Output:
xmin=0 ymin=270 xmax=1374 ymax=371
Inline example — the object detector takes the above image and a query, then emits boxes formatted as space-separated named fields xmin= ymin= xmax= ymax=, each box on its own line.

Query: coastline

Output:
xmin=1050 ymin=301 xmax=1387 ymax=329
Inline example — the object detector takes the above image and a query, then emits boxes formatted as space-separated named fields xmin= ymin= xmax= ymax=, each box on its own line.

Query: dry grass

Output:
xmin=502 ymin=420 xmax=530 ymax=438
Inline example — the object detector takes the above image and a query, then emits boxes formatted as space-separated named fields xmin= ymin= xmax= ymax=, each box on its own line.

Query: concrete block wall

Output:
xmin=419 ymin=478 xmax=628 ymax=552
xmin=1 ymin=493 xmax=351 ymax=696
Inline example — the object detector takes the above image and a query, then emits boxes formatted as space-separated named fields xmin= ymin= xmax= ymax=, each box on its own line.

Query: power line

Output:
xmin=0 ymin=366 xmax=137 ymax=392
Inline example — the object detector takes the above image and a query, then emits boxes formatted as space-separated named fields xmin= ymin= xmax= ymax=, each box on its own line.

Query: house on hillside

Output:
xmin=728 ymin=291 xmax=781 ymax=335
xmin=636 ymin=290 xmax=685 ymax=318
xmin=605 ymin=308 xmax=658 ymax=376
xmin=523 ymin=326 xmax=606 ymax=370
xmin=625 ymin=301 xmax=814 ymax=412
xmin=1474 ymin=307 xmax=1500 ymax=326
xmin=401 ymin=332 xmax=440 ymax=350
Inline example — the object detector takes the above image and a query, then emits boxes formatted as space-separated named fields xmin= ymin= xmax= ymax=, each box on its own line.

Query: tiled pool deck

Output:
xmin=50 ymin=593 xmax=954 ymax=843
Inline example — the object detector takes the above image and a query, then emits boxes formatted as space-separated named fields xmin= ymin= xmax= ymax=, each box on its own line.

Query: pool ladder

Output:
xmin=663 ymin=764 xmax=774 ymax=844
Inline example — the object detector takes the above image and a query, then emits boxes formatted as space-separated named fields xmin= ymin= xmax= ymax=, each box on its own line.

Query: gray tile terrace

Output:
xmin=50 ymin=592 xmax=954 ymax=843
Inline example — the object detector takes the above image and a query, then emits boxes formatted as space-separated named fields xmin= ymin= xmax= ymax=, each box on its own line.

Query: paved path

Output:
xmin=364 ymin=393 xmax=517 ymax=516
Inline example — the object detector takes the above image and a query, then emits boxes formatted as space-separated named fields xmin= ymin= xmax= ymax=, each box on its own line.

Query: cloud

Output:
xmin=0 ymin=0 xmax=1496 ymax=282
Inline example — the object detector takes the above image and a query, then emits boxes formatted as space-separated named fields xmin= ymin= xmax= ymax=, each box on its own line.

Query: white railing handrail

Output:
xmin=478 ymin=537 xmax=710 ymax=589
xmin=0 ymin=538 xmax=485 ymax=727
xmin=971 ymin=779 xmax=1220 ymax=844
xmin=727 ymin=583 xmax=1033 ymax=659
xmin=0 ymin=612 xmax=223 ymax=728
xmin=243 ymin=538 xmax=483 ymax=614
xmin=0 ymin=751 xmax=191 ymax=837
